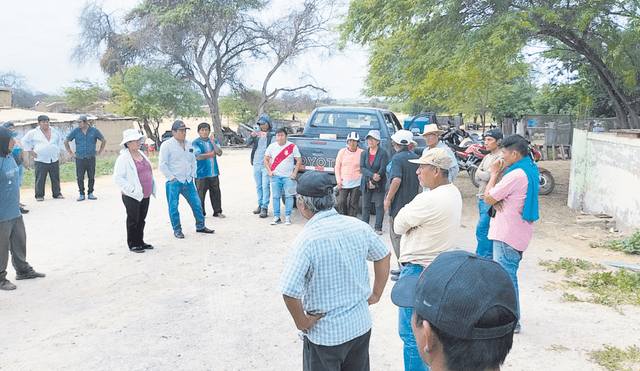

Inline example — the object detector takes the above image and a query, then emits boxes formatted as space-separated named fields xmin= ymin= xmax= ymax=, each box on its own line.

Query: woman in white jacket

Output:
xmin=113 ymin=129 xmax=156 ymax=253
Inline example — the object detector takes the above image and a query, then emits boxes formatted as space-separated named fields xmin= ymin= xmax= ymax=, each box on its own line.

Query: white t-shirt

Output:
xmin=265 ymin=141 xmax=301 ymax=177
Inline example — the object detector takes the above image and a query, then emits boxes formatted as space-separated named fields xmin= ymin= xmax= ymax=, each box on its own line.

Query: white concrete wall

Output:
xmin=569 ymin=129 xmax=640 ymax=233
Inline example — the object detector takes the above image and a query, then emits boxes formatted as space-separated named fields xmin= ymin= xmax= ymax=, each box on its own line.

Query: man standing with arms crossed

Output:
xmin=159 ymin=120 xmax=214 ymax=239
xmin=264 ymin=128 xmax=301 ymax=226
xmin=22 ymin=115 xmax=65 ymax=201
xmin=484 ymin=134 xmax=539 ymax=334
xmin=193 ymin=122 xmax=225 ymax=218
xmin=277 ymin=171 xmax=390 ymax=371
xmin=64 ymin=115 xmax=107 ymax=201
xmin=473 ymin=129 xmax=505 ymax=259
xmin=393 ymin=148 xmax=462 ymax=371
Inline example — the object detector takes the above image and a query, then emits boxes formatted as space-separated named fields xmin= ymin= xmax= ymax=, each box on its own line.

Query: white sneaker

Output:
xmin=271 ymin=216 xmax=281 ymax=225
xmin=284 ymin=215 xmax=291 ymax=225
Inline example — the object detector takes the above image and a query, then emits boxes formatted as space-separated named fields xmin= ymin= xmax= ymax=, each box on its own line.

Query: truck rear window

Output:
xmin=309 ymin=112 xmax=381 ymax=130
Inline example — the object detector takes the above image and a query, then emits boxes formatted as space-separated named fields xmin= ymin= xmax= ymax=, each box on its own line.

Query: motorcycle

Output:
xmin=528 ymin=142 xmax=555 ymax=195
xmin=441 ymin=127 xmax=489 ymax=187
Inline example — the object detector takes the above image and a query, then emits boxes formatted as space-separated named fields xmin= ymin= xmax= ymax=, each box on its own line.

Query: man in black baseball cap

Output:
xmin=277 ymin=171 xmax=390 ymax=371
xmin=391 ymin=250 xmax=518 ymax=371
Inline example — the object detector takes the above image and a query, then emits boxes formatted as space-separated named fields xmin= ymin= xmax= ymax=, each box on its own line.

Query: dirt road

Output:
xmin=2 ymin=148 xmax=639 ymax=371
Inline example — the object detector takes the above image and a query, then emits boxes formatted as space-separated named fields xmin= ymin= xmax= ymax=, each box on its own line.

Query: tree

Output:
xmin=126 ymin=0 xmax=266 ymax=141
xmin=107 ymin=66 xmax=205 ymax=148
xmin=63 ymin=79 xmax=109 ymax=112
xmin=252 ymin=0 xmax=331 ymax=122
xmin=72 ymin=2 xmax=139 ymax=83
xmin=341 ymin=0 xmax=640 ymax=128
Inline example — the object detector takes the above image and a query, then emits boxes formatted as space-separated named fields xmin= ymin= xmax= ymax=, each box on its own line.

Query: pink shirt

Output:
xmin=487 ymin=168 xmax=534 ymax=251
xmin=134 ymin=157 xmax=154 ymax=198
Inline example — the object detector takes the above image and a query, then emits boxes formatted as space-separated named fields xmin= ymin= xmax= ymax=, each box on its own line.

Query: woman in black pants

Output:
xmin=113 ymin=129 xmax=156 ymax=253
xmin=360 ymin=130 xmax=388 ymax=235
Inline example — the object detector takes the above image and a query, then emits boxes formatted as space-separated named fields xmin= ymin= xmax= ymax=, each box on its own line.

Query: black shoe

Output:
xmin=141 ymin=243 xmax=154 ymax=250
xmin=174 ymin=230 xmax=185 ymax=239
xmin=196 ymin=227 xmax=215 ymax=234
xmin=53 ymin=194 xmax=64 ymax=199
xmin=253 ymin=206 xmax=262 ymax=214
xmin=130 ymin=246 xmax=145 ymax=253
xmin=390 ymin=269 xmax=401 ymax=275
xmin=20 ymin=207 xmax=29 ymax=214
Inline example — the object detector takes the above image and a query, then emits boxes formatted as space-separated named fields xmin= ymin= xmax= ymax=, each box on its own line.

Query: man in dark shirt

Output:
xmin=384 ymin=130 xmax=420 ymax=280
xmin=64 ymin=115 xmax=107 ymax=201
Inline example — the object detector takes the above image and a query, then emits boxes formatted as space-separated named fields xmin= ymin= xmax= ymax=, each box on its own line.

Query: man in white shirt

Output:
xmin=159 ymin=120 xmax=214 ymax=239
xmin=21 ymin=115 xmax=65 ymax=201
xmin=264 ymin=128 xmax=301 ymax=225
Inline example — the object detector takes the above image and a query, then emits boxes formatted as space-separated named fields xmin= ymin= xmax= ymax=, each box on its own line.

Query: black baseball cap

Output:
xmin=172 ymin=120 xmax=190 ymax=130
xmin=391 ymin=250 xmax=518 ymax=340
xmin=76 ymin=115 xmax=88 ymax=123
xmin=37 ymin=115 xmax=50 ymax=122
xmin=286 ymin=171 xmax=334 ymax=198
xmin=485 ymin=129 xmax=503 ymax=140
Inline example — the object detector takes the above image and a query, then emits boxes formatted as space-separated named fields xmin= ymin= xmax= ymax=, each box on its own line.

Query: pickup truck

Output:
xmin=288 ymin=107 xmax=429 ymax=177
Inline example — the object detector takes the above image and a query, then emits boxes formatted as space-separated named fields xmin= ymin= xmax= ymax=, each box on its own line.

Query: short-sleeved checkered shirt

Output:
xmin=277 ymin=208 xmax=389 ymax=346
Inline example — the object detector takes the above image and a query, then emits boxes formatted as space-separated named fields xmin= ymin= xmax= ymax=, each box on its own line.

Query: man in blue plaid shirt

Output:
xmin=277 ymin=171 xmax=391 ymax=371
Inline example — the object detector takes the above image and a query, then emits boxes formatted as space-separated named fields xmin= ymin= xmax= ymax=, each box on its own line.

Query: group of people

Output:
xmin=277 ymin=122 xmax=539 ymax=371
xmin=114 ymin=120 xmax=220 ymax=252
xmin=248 ymin=114 xmax=302 ymax=226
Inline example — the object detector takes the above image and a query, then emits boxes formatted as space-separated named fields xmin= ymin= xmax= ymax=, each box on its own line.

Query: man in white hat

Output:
xmin=384 ymin=130 xmax=420 ymax=279
xmin=393 ymin=147 xmax=463 ymax=371
xmin=419 ymin=124 xmax=459 ymax=183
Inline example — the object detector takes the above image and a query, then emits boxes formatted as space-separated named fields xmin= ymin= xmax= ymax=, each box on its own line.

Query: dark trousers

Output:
xmin=34 ymin=161 xmax=61 ymax=199
xmin=303 ymin=330 xmax=371 ymax=371
xmin=0 ymin=217 xmax=32 ymax=282
xmin=76 ymin=157 xmax=96 ymax=195
xmin=195 ymin=176 xmax=222 ymax=216
xmin=361 ymin=190 xmax=384 ymax=231
xmin=122 ymin=195 xmax=150 ymax=249
xmin=336 ymin=187 xmax=361 ymax=217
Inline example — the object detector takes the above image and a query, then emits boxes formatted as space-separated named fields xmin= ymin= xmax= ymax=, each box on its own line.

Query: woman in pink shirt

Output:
xmin=335 ymin=132 xmax=364 ymax=217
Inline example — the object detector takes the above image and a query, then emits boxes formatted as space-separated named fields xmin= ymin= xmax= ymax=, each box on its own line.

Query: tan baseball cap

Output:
xmin=409 ymin=147 xmax=452 ymax=169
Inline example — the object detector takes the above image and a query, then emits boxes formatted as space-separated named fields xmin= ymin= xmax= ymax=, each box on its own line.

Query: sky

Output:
xmin=0 ymin=0 xmax=369 ymax=100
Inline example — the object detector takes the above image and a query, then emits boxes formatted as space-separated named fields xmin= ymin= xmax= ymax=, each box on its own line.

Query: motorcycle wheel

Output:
xmin=468 ymin=167 xmax=479 ymax=188
xmin=539 ymin=171 xmax=555 ymax=195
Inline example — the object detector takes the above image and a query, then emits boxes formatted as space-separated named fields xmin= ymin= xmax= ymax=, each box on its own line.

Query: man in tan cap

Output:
xmin=392 ymin=147 xmax=463 ymax=371
xmin=420 ymin=124 xmax=459 ymax=182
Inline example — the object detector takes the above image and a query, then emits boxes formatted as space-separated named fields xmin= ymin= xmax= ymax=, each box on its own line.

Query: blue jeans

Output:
xmin=493 ymin=240 xmax=522 ymax=324
xmin=253 ymin=165 xmax=270 ymax=208
xmin=18 ymin=164 xmax=23 ymax=187
xmin=398 ymin=263 xmax=430 ymax=371
xmin=475 ymin=198 xmax=493 ymax=259
xmin=270 ymin=175 xmax=294 ymax=218
xmin=166 ymin=180 xmax=205 ymax=232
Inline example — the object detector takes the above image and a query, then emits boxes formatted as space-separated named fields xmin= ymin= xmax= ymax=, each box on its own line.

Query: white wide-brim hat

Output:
xmin=120 ymin=128 xmax=146 ymax=146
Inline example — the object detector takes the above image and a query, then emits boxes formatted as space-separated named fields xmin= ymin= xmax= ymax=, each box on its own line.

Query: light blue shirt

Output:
xmin=277 ymin=209 xmax=389 ymax=346
xmin=21 ymin=126 xmax=64 ymax=163
xmin=436 ymin=141 xmax=459 ymax=182
xmin=158 ymin=137 xmax=197 ymax=183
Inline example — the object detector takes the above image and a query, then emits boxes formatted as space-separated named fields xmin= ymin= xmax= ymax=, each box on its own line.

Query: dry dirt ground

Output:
xmin=2 ymin=146 xmax=639 ymax=371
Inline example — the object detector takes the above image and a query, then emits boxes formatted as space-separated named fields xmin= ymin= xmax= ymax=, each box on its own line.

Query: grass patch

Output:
xmin=590 ymin=230 xmax=640 ymax=254
xmin=540 ymin=258 xmax=640 ymax=308
xmin=21 ymin=157 xmax=117 ymax=189
xmin=539 ymin=257 xmax=600 ymax=277
xmin=592 ymin=345 xmax=640 ymax=371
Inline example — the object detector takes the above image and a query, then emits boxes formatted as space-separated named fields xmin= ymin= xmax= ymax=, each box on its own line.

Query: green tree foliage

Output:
xmin=126 ymin=0 xmax=265 ymax=141
xmin=63 ymin=79 xmax=108 ymax=112
xmin=219 ymin=91 xmax=256 ymax=126
xmin=341 ymin=0 xmax=640 ymax=129
xmin=107 ymin=66 xmax=205 ymax=148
